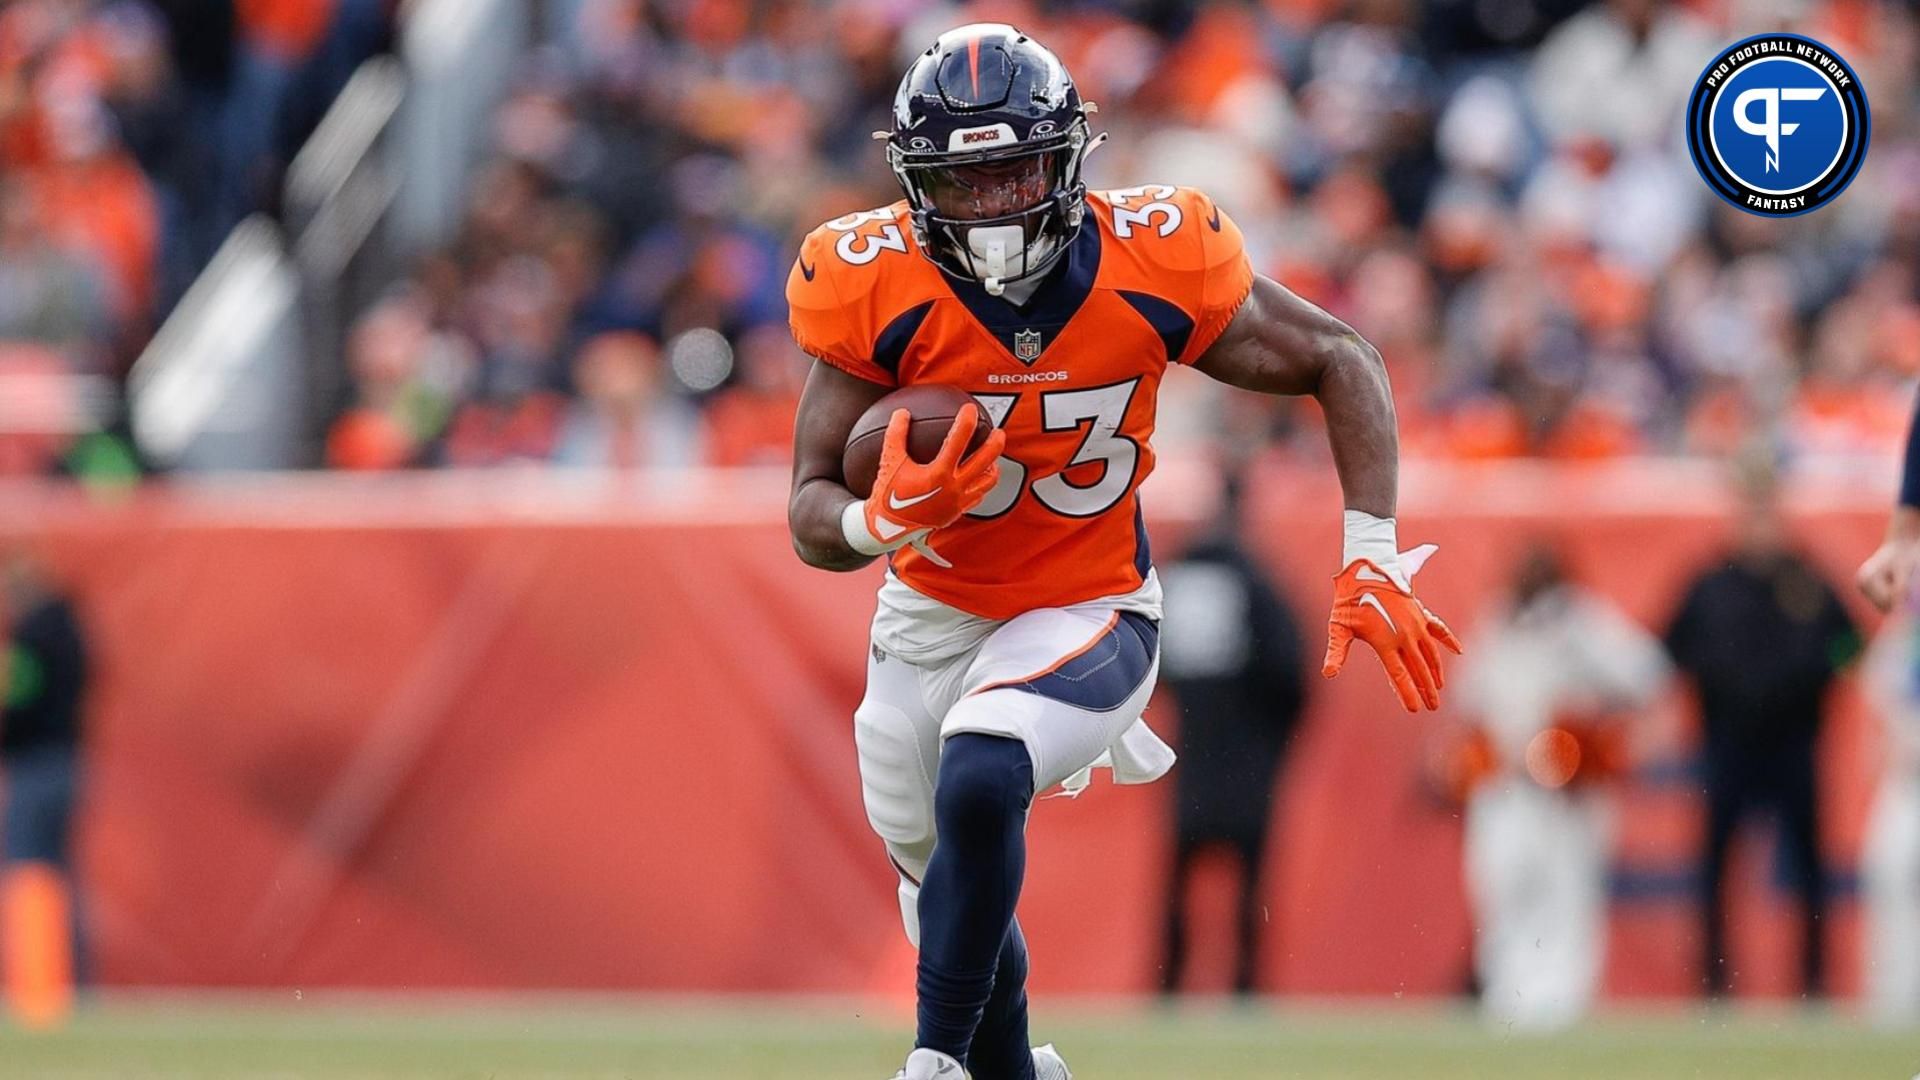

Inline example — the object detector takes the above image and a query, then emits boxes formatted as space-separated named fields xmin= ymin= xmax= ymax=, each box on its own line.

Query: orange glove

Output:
xmin=860 ymin=405 xmax=1005 ymax=563
xmin=1322 ymin=544 xmax=1463 ymax=712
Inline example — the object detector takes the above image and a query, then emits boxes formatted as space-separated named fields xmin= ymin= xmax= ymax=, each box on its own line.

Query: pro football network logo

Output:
xmin=1686 ymin=33 xmax=1869 ymax=217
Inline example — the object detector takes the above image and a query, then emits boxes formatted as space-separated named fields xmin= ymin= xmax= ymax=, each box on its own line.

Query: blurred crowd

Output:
xmin=326 ymin=0 xmax=1920 ymax=471
xmin=2 ymin=0 xmax=1916 ymax=475
xmin=0 ymin=0 xmax=390 ymax=479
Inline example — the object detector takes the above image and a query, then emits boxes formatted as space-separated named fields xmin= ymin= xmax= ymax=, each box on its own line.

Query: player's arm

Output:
xmin=783 ymin=218 xmax=1002 ymax=572
xmin=789 ymin=361 xmax=894 ymax=572
xmin=1193 ymin=275 xmax=1460 ymax=712
xmin=1192 ymin=276 xmax=1396 ymax=518
xmin=787 ymin=362 xmax=1005 ymax=573
xmin=1859 ymin=392 xmax=1920 ymax=611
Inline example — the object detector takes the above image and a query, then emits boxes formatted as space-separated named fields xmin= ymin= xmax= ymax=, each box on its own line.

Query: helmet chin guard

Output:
xmin=966 ymin=224 xmax=1026 ymax=295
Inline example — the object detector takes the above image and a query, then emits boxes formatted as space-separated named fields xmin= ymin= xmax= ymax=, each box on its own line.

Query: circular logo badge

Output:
xmin=1686 ymin=33 xmax=1869 ymax=217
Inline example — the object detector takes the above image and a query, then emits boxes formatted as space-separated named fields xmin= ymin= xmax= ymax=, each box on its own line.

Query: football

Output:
xmin=841 ymin=384 xmax=995 ymax=499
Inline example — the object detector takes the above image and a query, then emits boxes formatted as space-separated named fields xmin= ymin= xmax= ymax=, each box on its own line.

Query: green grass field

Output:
xmin=2 ymin=997 xmax=1918 ymax=1079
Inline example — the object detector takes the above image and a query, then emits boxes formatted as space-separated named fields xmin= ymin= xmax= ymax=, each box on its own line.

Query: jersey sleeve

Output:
xmin=785 ymin=227 xmax=896 ymax=387
xmin=1175 ymin=188 xmax=1254 ymax=365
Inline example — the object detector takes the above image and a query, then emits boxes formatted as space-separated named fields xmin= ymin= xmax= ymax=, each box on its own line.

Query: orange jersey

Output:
xmin=787 ymin=187 xmax=1254 ymax=619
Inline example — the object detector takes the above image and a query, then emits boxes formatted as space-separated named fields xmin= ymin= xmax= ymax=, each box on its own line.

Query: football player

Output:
xmin=784 ymin=24 xmax=1459 ymax=1080
xmin=1860 ymin=399 xmax=1920 ymax=611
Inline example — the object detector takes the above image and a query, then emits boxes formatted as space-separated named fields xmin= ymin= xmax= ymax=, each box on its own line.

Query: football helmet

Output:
xmin=885 ymin=24 xmax=1101 ymax=296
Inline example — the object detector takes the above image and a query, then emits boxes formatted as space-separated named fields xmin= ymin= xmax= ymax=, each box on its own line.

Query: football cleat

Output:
xmin=1033 ymin=1042 xmax=1073 ymax=1079
xmin=893 ymin=1047 xmax=969 ymax=1079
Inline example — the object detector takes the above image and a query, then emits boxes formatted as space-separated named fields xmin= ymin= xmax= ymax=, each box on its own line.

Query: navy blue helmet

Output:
xmin=886 ymin=24 xmax=1100 ymax=295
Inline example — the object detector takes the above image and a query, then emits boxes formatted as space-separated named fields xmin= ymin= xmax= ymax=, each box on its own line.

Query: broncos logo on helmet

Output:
xmin=885 ymin=24 xmax=1103 ymax=297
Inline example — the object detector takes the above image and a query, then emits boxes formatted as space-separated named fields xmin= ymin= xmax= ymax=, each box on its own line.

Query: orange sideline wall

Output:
xmin=0 ymin=461 xmax=1893 ymax=998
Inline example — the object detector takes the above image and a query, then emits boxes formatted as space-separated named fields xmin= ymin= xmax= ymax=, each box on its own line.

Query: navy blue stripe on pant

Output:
xmin=993 ymin=611 xmax=1158 ymax=713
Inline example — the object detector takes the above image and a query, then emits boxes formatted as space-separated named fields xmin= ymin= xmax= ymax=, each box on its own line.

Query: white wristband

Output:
xmin=840 ymin=503 xmax=913 ymax=557
xmin=842 ymin=500 xmax=891 ymax=556
xmin=1343 ymin=510 xmax=1405 ymax=586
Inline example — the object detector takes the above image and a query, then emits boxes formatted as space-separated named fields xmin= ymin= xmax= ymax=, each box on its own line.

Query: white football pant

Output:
xmin=1864 ymin=773 xmax=1920 ymax=1025
xmin=1466 ymin=782 xmax=1609 ymax=1031
xmin=853 ymin=600 xmax=1168 ymax=945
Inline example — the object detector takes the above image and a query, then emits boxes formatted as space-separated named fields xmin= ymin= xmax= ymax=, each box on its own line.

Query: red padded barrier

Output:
xmin=0 ymin=461 xmax=1889 ymax=997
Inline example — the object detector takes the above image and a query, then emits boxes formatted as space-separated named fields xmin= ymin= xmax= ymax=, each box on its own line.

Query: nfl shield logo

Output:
xmin=1013 ymin=329 xmax=1043 ymax=364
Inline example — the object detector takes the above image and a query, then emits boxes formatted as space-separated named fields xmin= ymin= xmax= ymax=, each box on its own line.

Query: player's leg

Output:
xmin=1778 ymin=754 xmax=1828 ymax=996
xmin=915 ymin=732 xmax=1034 ymax=1067
xmin=854 ymin=642 xmax=947 ymax=945
xmin=1862 ymin=775 xmax=1920 ymax=1022
xmin=864 ymin=644 xmax=1049 ymax=1080
xmin=1464 ymin=786 xmax=1516 ymax=1020
xmin=965 ymin=918 xmax=1032 ymax=1080
xmin=1561 ymin=796 xmax=1610 ymax=1022
xmin=1231 ymin=828 xmax=1268 ymax=996
xmin=1700 ymin=776 xmax=1742 ymax=996
xmin=1522 ymin=793 xmax=1606 ymax=1028
xmin=1158 ymin=835 xmax=1200 ymax=995
xmin=967 ymin=919 xmax=1070 ymax=1080
xmin=923 ymin=606 xmax=1159 ymax=1073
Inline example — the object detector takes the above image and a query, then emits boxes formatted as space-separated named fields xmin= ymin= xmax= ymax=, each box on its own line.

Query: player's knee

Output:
xmin=934 ymin=734 xmax=1035 ymax=841
xmin=855 ymin=701 xmax=934 ymax=847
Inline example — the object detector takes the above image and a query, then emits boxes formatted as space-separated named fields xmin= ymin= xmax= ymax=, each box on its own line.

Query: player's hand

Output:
xmin=863 ymin=404 xmax=1005 ymax=549
xmin=1322 ymin=544 xmax=1463 ymax=712
xmin=1859 ymin=511 xmax=1920 ymax=612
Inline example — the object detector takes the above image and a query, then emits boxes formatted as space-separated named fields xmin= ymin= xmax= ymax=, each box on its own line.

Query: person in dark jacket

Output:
xmin=1156 ymin=471 xmax=1307 ymax=996
xmin=0 ymin=553 xmax=89 ymax=1018
xmin=1665 ymin=462 xmax=1860 ymax=999
xmin=2 ymin=554 xmax=89 ymax=873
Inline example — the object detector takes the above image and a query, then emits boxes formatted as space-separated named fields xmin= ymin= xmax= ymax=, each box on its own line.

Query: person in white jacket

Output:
xmin=1457 ymin=544 xmax=1670 ymax=1030
xmin=1860 ymin=595 xmax=1920 ymax=1026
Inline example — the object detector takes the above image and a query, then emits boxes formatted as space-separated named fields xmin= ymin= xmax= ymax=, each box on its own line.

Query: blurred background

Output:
xmin=2 ymin=0 xmax=1920 ymax=1075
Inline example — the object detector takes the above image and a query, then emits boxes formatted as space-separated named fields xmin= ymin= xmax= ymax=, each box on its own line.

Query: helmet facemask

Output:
xmin=890 ymin=116 xmax=1095 ymax=297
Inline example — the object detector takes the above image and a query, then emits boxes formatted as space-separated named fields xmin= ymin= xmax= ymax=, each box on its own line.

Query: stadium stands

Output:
xmin=315 ymin=0 xmax=1919 ymax=469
